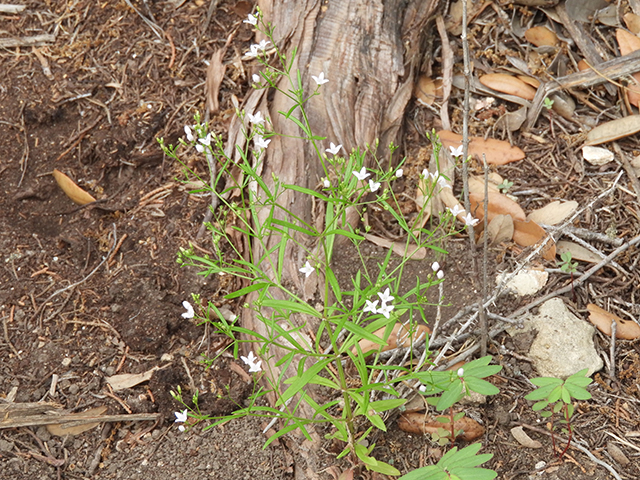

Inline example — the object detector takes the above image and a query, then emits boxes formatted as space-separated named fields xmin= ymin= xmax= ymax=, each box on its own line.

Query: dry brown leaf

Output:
xmin=469 ymin=192 xmax=526 ymax=223
xmin=512 ymin=219 xmax=556 ymax=261
xmin=438 ymin=130 xmax=525 ymax=165
xmin=468 ymin=174 xmax=502 ymax=195
xmin=587 ymin=304 xmax=640 ymax=339
xmin=615 ymin=29 xmax=640 ymax=107
xmin=47 ymin=406 xmax=108 ymax=436
xmin=398 ymin=411 xmax=484 ymax=441
xmin=486 ymin=214 xmax=514 ymax=246
xmin=106 ymin=367 xmax=158 ymax=391
xmin=525 ymin=26 xmax=559 ymax=47
xmin=352 ymin=323 xmax=430 ymax=355
xmin=414 ymin=76 xmax=442 ymax=106
xmin=52 ymin=169 xmax=96 ymax=205
xmin=479 ymin=73 xmax=537 ymax=101
xmin=577 ymin=59 xmax=591 ymax=72
xmin=624 ymin=13 xmax=640 ymax=34
xmin=585 ymin=115 xmax=640 ymax=146
xmin=527 ymin=200 xmax=578 ymax=225
xmin=364 ymin=233 xmax=427 ymax=260
xmin=517 ymin=75 xmax=541 ymax=88
xmin=556 ymin=241 xmax=602 ymax=263
xmin=511 ymin=426 xmax=543 ymax=448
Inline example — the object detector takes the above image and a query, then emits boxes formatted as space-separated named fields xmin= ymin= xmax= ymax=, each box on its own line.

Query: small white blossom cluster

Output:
xmin=241 ymin=351 xmax=262 ymax=373
xmin=363 ymin=287 xmax=395 ymax=319
xmin=431 ymin=261 xmax=444 ymax=280
xmin=447 ymin=204 xmax=479 ymax=228
xmin=421 ymin=168 xmax=451 ymax=191
xmin=174 ymin=409 xmax=188 ymax=432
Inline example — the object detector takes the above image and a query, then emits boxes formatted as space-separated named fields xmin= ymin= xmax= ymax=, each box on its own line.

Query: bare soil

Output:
xmin=1 ymin=2 xmax=640 ymax=480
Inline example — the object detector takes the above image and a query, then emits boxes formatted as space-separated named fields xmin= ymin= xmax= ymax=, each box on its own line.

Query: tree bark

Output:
xmin=227 ymin=0 xmax=439 ymax=477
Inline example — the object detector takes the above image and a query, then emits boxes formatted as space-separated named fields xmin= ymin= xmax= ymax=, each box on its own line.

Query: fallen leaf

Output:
xmin=486 ymin=214 xmax=514 ymax=245
xmin=52 ymin=169 xmax=97 ymax=205
xmin=577 ymin=59 xmax=591 ymax=72
xmin=587 ymin=303 xmax=640 ymax=339
xmin=438 ymin=130 xmax=526 ymax=165
xmin=517 ymin=75 xmax=541 ymax=89
xmin=468 ymin=174 xmax=503 ymax=195
xmin=364 ymin=233 xmax=427 ymax=260
xmin=607 ymin=441 xmax=630 ymax=465
xmin=511 ymin=426 xmax=543 ymax=448
xmin=556 ymin=240 xmax=602 ymax=263
xmin=469 ymin=192 xmax=526 ymax=223
xmin=414 ymin=76 xmax=442 ymax=106
xmin=585 ymin=115 xmax=640 ymax=146
xmin=398 ymin=411 xmax=484 ymax=441
xmin=512 ymin=219 xmax=556 ymax=260
xmin=106 ymin=367 xmax=158 ymax=391
xmin=527 ymin=200 xmax=578 ymax=225
xmin=352 ymin=323 xmax=431 ymax=355
xmin=525 ymin=26 xmax=559 ymax=47
xmin=47 ymin=406 xmax=108 ymax=436
xmin=624 ymin=13 xmax=640 ymax=34
xmin=479 ymin=73 xmax=537 ymax=101
xmin=615 ymin=30 xmax=640 ymax=106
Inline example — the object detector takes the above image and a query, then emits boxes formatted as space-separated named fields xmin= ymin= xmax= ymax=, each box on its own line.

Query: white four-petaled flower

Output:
xmin=322 ymin=178 xmax=331 ymax=188
xmin=326 ymin=142 xmax=342 ymax=155
xmin=252 ymin=73 xmax=260 ymax=83
xmin=241 ymin=351 xmax=262 ymax=373
xmin=311 ymin=72 xmax=329 ymax=85
xmin=377 ymin=288 xmax=394 ymax=304
xmin=437 ymin=176 xmax=451 ymax=190
xmin=182 ymin=301 xmax=194 ymax=319
xmin=369 ymin=180 xmax=381 ymax=192
xmin=449 ymin=145 xmax=464 ymax=158
xmin=457 ymin=368 xmax=464 ymax=377
xmin=363 ymin=299 xmax=379 ymax=314
xmin=352 ymin=167 xmax=370 ymax=181
xmin=248 ymin=111 xmax=264 ymax=124
xmin=431 ymin=262 xmax=440 ymax=272
xmin=245 ymin=40 xmax=271 ymax=58
xmin=462 ymin=212 xmax=480 ymax=227
xmin=184 ymin=125 xmax=195 ymax=142
xmin=254 ymin=135 xmax=271 ymax=149
xmin=437 ymin=270 xmax=444 ymax=280
xmin=377 ymin=303 xmax=395 ymax=319
xmin=299 ymin=261 xmax=315 ymax=278
xmin=448 ymin=204 xmax=465 ymax=217
xmin=244 ymin=14 xmax=258 ymax=25
xmin=395 ymin=169 xmax=403 ymax=178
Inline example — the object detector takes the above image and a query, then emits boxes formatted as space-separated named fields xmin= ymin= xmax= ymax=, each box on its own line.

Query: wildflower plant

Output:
xmin=161 ymin=9 xmax=499 ymax=477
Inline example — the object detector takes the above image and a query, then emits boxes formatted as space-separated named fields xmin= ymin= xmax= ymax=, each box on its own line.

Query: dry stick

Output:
xmin=31 ymin=224 xmax=118 ymax=327
xmin=479 ymin=154 xmax=489 ymax=357
xmin=612 ymin=142 xmax=640 ymax=200
xmin=435 ymin=15 xmax=452 ymax=131
xmin=460 ymin=0 xmax=473 ymax=254
xmin=610 ymin=319 xmax=617 ymax=380
xmin=3 ymin=305 xmax=21 ymax=358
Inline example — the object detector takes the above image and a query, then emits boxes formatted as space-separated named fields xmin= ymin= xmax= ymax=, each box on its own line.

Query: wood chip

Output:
xmin=511 ymin=426 xmax=543 ymax=448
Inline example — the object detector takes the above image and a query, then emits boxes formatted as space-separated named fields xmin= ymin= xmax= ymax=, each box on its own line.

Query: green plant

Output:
xmin=525 ymin=369 xmax=592 ymax=458
xmin=558 ymin=251 xmax=578 ymax=301
xmin=543 ymin=97 xmax=554 ymax=110
xmin=497 ymin=179 xmax=513 ymax=193
xmin=399 ymin=443 xmax=497 ymax=480
xmin=162 ymin=9 xmax=498 ymax=477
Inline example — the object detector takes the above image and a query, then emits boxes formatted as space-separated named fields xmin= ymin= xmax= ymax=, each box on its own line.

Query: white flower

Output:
xmin=377 ymin=288 xmax=394 ymax=304
xmin=254 ymin=135 xmax=271 ymax=149
xmin=462 ymin=212 xmax=480 ymax=227
xmin=418 ymin=385 xmax=427 ymax=392
xmin=352 ymin=167 xmax=370 ymax=181
xmin=395 ymin=168 xmax=403 ymax=178
xmin=299 ymin=261 xmax=315 ymax=278
xmin=311 ymin=72 xmax=329 ymax=85
xmin=449 ymin=145 xmax=464 ymax=158
xmin=241 ymin=351 xmax=262 ymax=373
xmin=199 ymin=133 xmax=212 ymax=146
xmin=369 ymin=179 xmax=381 ymax=192
xmin=252 ymin=73 xmax=260 ymax=83
xmin=196 ymin=143 xmax=204 ymax=153
xmin=245 ymin=40 xmax=270 ymax=58
xmin=421 ymin=168 xmax=429 ymax=178
xmin=247 ymin=111 xmax=264 ymax=124
xmin=174 ymin=409 xmax=188 ymax=423
xmin=457 ymin=368 xmax=464 ymax=377
xmin=448 ymin=204 xmax=465 ymax=217
xmin=437 ymin=270 xmax=444 ymax=280
xmin=322 ymin=178 xmax=331 ymax=188
xmin=244 ymin=14 xmax=258 ymax=25
xmin=363 ymin=299 xmax=379 ymax=314
xmin=184 ymin=125 xmax=195 ymax=142
xmin=377 ymin=303 xmax=395 ymax=319
xmin=431 ymin=262 xmax=440 ymax=272
xmin=181 ymin=301 xmax=194 ymax=319
xmin=326 ymin=142 xmax=342 ymax=155
xmin=437 ymin=176 xmax=451 ymax=190
xmin=178 ymin=425 xmax=185 ymax=432
xmin=257 ymin=39 xmax=270 ymax=50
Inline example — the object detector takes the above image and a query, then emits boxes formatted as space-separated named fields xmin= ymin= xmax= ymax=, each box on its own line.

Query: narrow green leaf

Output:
xmin=225 ymin=282 xmax=270 ymax=299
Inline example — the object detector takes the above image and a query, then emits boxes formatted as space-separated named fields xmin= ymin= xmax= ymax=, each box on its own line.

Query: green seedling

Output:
xmin=497 ymin=179 xmax=513 ymax=193
xmin=543 ymin=97 xmax=554 ymax=110
xmin=525 ymin=369 xmax=592 ymax=459
xmin=558 ymin=251 xmax=578 ymax=301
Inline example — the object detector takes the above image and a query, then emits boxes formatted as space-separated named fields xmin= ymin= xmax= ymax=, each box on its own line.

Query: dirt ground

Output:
xmin=1 ymin=1 xmax=640 ymax=479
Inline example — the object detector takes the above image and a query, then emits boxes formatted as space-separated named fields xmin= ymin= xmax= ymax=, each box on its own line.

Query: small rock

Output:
xmin=498 ymin=268 xmax=548 ymax=297
xmin=0 ymin=439 xmax=15 ymax=452
xmin=61 ymin=357 xmax=72 ymax=367
xmin=68 ymin=384 xmax=80 ymax=395
xmin=36 ymin=425 xmax=52 ymax=442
